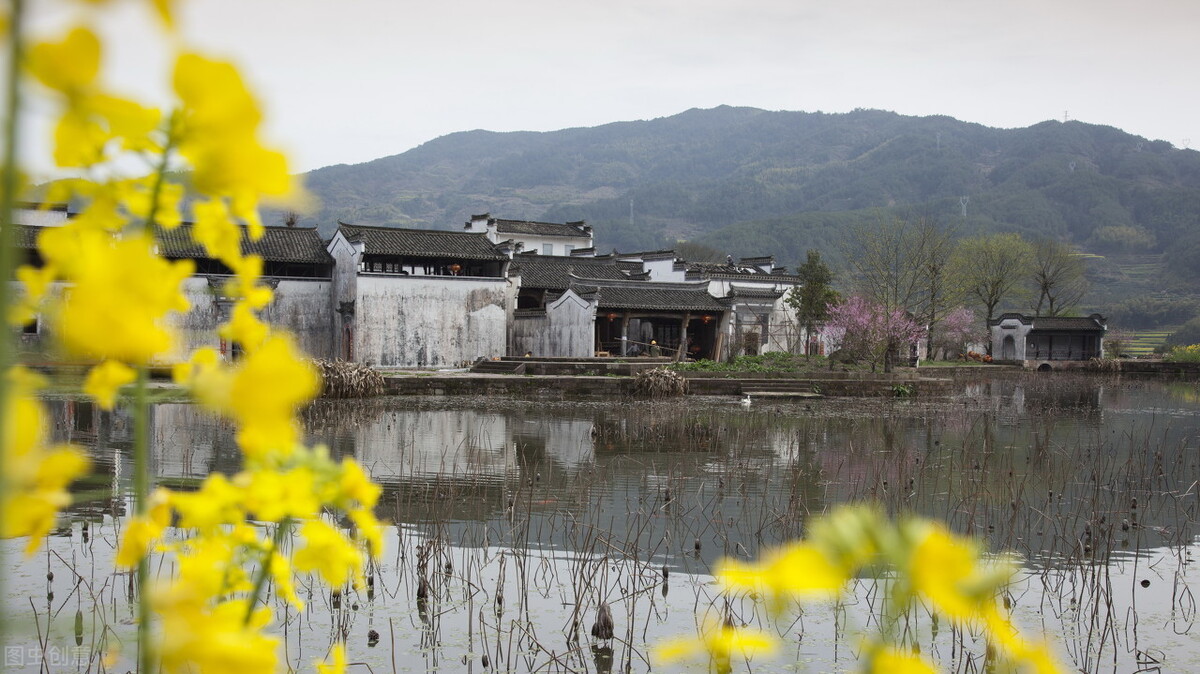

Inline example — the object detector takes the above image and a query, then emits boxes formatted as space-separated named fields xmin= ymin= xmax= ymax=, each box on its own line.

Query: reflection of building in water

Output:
xmin=152 ymin=404 xmax=240 ymax=479
xmin=347 ymin=409 xmax=518 ymax=480
xmin=512 ymin=416 xmax=595 ymax=468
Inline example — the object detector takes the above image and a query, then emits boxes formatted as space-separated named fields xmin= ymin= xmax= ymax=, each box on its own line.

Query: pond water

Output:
xmin=4 ymin=372 xmax=1198 ymax=673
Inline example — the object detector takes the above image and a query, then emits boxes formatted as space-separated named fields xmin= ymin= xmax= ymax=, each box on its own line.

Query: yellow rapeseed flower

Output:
xmin=9 ymin=264 xmax=57 ymax=326
xmin=173 ymin=53 xmax=294 ymax=220
xmin=156 ymin=593 xmax=277 ymax=674
xmin=864 ymin=647 xmax=937 ymax=674
xmin=316 ymin=643 xmax=347 ymax=674
xmin=905 ymin=523 xmax=1014 ymax=623
xmin=180 ymin=337 xmax=319 ymax=459
xmin=270 ymin=551 xmax=304 ymax=610
xmin=83 ymin=359 xmax=136 ymax=410
xmin=25 ymin=27 xmax=100 ymax=95
xmin=114 ymin=488 xmax=172 ymax=568
xmin=40 ymin=229 xmax=193 ymax=363
xmin=170 ymin=472 xmax=244 ymax=531
xmin=1 ymin=368 xmax=91 ymax=554
xmin=236 ymin=466 xmax=320 ymax=522
xmin=654 ymin=623 xmax=777 ymax=670
xmin=293 ymin=519 xmax=365 ymax=589
xmin=717 ymin=541 xmax=846 ymax=598
xmin=349 ymin=507 xmax=384 ymax=558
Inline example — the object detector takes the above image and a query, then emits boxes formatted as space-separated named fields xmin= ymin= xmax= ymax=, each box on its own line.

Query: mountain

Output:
xmin=291 ymin=106 xmax=1200 ymax=314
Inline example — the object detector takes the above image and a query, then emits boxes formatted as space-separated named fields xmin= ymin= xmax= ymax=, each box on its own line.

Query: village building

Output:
xmin=158 ymin=224 xmax=334 ymax=360
xmin=463 ymin=213 xmax=592 ymax=256
xmin=326 ymin=223 xmax=515 ymax=367
xmin=12 ymin=204 xmax=338 ymax=361
xmin=13 ymin=205 xmax=818 ymax=369
xmin=615 ymin=251 xmax=811 ymax=358
xmin=988 ymin=313 xmax=1107 ymax=365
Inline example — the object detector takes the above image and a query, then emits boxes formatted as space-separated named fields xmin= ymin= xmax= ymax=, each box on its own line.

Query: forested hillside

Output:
xmin=291 ymin=106 xmax=1200 ymax=322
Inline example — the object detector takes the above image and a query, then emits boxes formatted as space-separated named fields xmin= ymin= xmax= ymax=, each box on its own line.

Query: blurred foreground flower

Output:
xmin=658 ymin=504 xmax=1063 ymax=673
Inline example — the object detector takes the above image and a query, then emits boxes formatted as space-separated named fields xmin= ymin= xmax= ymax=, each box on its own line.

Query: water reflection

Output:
xmin=15 ymin=373 xmax=1200 ymax=673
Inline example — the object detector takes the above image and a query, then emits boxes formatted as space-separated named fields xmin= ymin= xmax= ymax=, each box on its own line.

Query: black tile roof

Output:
xmin=724 ymin=285 xmax=784 ymax=299
xmin=684 ymin=261 xmax=801 ymax=283
xmin=511 ymin=255 xmax=634 ymax=289
xmin=157 ymin=225 xmax=331 ymax=264
xmin=494 ymin=218 xmax=590 ymax=238
xmin=989 ymin=313 xmax=1107 ymax=331
xmin=1030 ymin=315 xmax=1107 ymax=331
xmin=16 ymin=223 xmax=332 ymax=265
xmin=341 ymin=224 xmax=506 ymax=260
xmin=571 ymin=282 xmax=725 ymax=312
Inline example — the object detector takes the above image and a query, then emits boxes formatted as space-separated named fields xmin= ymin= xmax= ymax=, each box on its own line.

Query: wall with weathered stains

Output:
xmin=511 ymin=290 xmax=595 ymax=358
xmin=175 ymin=276 xmax=334 ymax=361
xmin=355 ymin=275 xmax=509 ymax=367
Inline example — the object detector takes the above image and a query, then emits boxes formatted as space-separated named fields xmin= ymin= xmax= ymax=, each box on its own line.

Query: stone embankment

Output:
xmin=382 ymin=357 xmax=956 ymax=397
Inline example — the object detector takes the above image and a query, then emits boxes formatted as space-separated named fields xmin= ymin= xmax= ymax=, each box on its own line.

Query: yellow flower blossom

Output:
xmin=115 ymin=488 xmax=172 ymax=568
xmin=156 ymin=592 xmax=277 ymax=674
xmin=219 ymin=303 xmax=270 ymax=352
xmin=9 ymin=264 xmax=57 ymax=326
xmin=25 ymin=27 xmax=101 ymax=95
xmin=236 ymin=466 xmax=319 ymax=522
xmin=316 ymin=643 xmax=347 ymax=674
xmin=40 ymin=229 xmax=193 ymax=363
xmin=349 ymin=507 xmax=384 ymax=558
xmin=905 ymin=523 xmax=1014 ymax=622
xmin=191 ymin=198 xmax=245 ymax=268
xmin=182 ymin=336 xmax=319 ymax=459
xmin=717 ymin=541 xmax=846 ymax=598
xmin=119 ymin=176 xmax=184 ymax=229
xmin=270 ymin=551 xmax=304 ymax=610
xmin=654 ymin=623 xmax=777 ymax=669
xmin=170 ymin=473 xmax=244 ymax=531
xmin=293 ymin=519 xmax=364 ymax=589
xmin=172 ymin=53 xmax=294 ymax=215
xmin=171 ymin=531 xmax=255 ymax=599
xmin=338 ymin=459 xmax=381 ymax=509
xmin=1 ymin=368 xmax=90 ymax=554
xmin=227 ymin=255 xmax=274 ymax=309
xmin=864 ymin=647 xmax=937 ymax=674
xmin=981 ymin=605 xmax=1064 ymax=673
xmin=83 ymin=359 xmax=136 ymax=410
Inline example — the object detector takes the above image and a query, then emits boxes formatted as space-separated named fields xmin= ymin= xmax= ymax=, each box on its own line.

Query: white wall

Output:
xmin=511 ymin=291 xmax=595 ymax=358
xmin=175 ymin=276 xmax=334 ymax=361
xmin=355 ymin=275 xmax=509 ymax=367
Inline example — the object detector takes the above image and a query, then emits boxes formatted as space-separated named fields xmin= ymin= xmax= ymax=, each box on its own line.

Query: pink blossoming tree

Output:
xmin=824 ymin=295 xmax=926 ymax=372
xmin=932 ymin=306 xmax=985 ymax=359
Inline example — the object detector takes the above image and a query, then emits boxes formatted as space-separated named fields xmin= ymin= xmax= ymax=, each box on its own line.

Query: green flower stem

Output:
xmin=0 ymin=0 xmax=28 ymax=645
xmin=133 ymin=366 xmax=154 ymax=672
xmin=244 ymin=517 xmax=292 ymax=626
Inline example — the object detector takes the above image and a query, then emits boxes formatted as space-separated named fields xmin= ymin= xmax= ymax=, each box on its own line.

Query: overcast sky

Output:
xmin=24 ymin=0 xmax=1200 ymax=174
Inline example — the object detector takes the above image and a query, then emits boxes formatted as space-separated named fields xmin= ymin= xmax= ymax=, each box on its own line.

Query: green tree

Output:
xmin=785 ymin=250 xmax=838 ymax=358
xmin=951 ymin=233 xmax=1034 ymax=329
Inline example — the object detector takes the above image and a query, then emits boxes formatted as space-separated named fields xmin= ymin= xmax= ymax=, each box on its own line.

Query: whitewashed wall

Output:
xmin=175 ymin=277 xmax=334 ymax=361
xmin=511 ymin=290 xmax=595 ymax=358
xmin=355 ymin=275 xmax=508 ymax=367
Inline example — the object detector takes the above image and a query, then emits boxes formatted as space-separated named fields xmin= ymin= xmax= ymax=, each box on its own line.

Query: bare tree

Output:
xmin=951 ymin=232 xmax=1034 ymax=330
xmin=842 ymin=217 xmax=957 ymax=365
xmin=1029 ymin=238 xmax=1087 ymax=316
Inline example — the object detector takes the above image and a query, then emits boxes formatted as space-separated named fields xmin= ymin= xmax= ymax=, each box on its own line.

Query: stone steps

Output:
xmin=471 ymin=360 xmax=527 ymax=375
